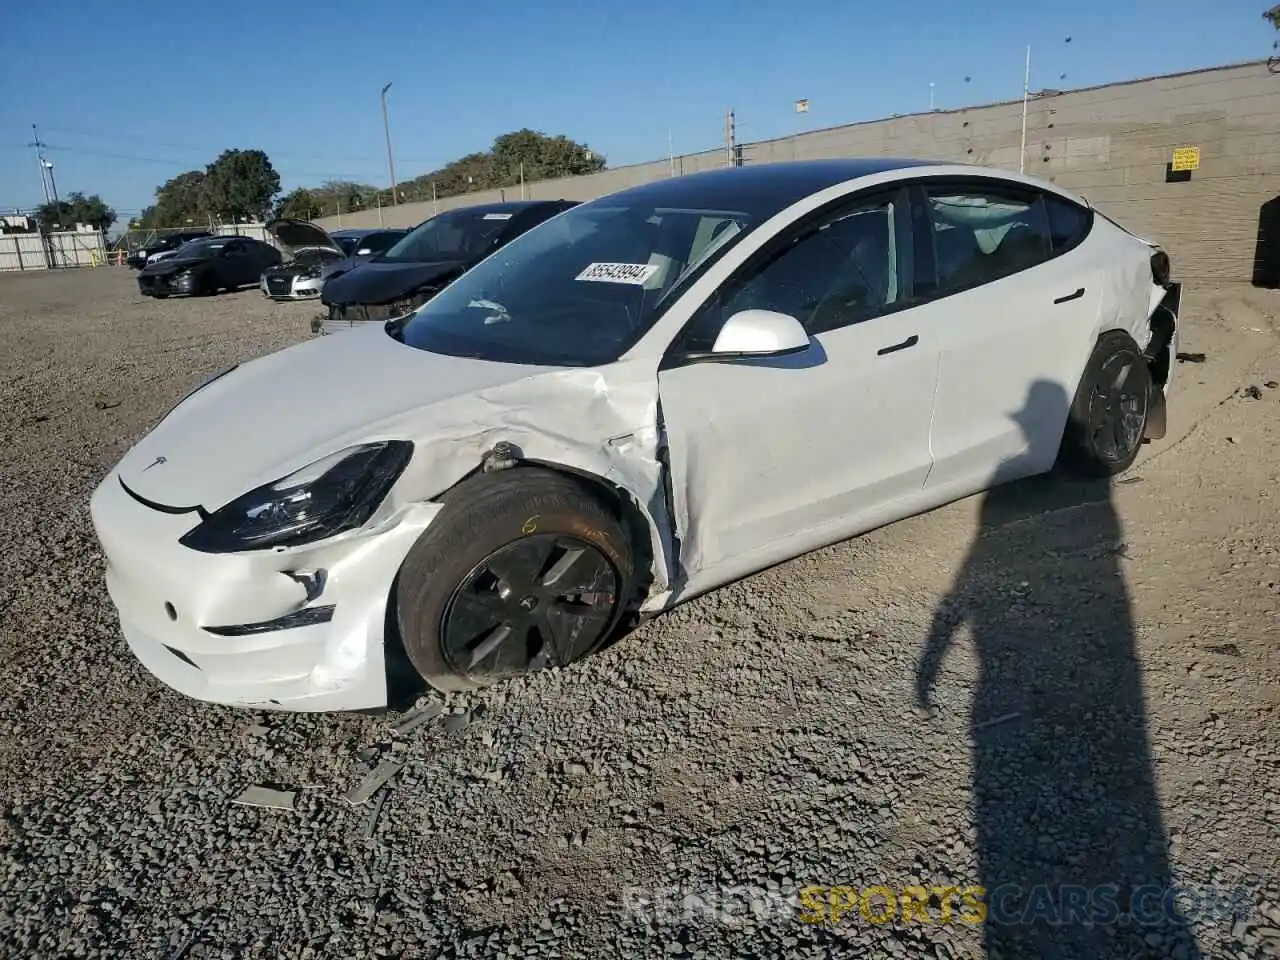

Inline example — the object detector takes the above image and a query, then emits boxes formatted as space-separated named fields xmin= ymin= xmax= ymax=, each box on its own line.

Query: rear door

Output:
xmin=910 ymin=179 xmax=1105 ymax=491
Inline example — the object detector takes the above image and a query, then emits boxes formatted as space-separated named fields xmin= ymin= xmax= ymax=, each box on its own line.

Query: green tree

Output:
xmin=384 ymin=130 xmax=605 ymax=205
xmin=491 ymin=129 xmax=605 ymax=183
xmin=200 ymin=149 xmax=281 ymax=222
xmin=35 ymin=192 xmax=117 ymax=232
xmin=274 ymin=187 xmax=324 ymax=221
xmin=1267 ymin=4 xmax=1280 ymax=29
xmin=144 ymin=170 xmax=209 ymax=228
xmin=310 ymin=180 xmax=375 ymax=217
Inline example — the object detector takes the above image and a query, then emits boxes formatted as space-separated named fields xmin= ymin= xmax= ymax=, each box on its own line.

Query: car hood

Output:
xmin=140 ymin=256 xmax=205 ymax=276
xmin=266 ymin=218 xmax=342 ymax=258
xmin=113 ymin=324 xmax=567 ymax=511
xmin=322 ymin=258 xmax=469 ymax=306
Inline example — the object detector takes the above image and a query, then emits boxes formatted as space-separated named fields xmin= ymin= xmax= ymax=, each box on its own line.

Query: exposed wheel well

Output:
xmin=1145 ymin=303 xmax=1176 ymax=388
xmin=437 ymin=459 xmax=658 ymax=613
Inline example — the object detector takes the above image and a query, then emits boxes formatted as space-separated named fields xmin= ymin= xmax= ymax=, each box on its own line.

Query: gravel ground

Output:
xmin=1 ymin=268 xmax=1278 ymax=960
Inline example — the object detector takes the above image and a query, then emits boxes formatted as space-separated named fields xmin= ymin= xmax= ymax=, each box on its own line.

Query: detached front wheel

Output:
xmin=396 ymin=468 xmax=634 ymax=693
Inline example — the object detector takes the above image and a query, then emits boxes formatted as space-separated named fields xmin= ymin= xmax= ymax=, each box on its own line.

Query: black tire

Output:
xmin=151 ymin=292 xmax=168 ymax=299
xmin=1058 ymin=330 xmax=1152 ymax=478
xmin=396 ymin=468 xmax=635 ymax=693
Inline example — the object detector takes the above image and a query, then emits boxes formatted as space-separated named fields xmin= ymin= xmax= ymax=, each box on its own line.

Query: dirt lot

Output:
xmin=0 ymin=267 xmax=1277 ymax=959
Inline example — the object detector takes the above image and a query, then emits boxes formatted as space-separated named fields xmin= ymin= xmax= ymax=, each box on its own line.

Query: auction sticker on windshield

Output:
xmin=575 ymin=262 xmax=660 ymax=285
xmin=482 ymin=213 xmax=514 ymax=220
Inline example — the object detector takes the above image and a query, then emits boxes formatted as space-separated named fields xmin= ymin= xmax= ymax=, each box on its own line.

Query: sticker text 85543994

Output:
xmin=575 ymin=262 xmax=659 ymax=285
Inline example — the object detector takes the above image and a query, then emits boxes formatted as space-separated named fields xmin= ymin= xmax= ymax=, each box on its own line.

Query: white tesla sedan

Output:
xmin=90 ymin=159 xmax=1181 ymax=712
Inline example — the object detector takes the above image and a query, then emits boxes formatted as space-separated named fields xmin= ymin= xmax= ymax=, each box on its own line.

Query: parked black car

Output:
xmin=137 ymin=236 xmax=282 ymax=298
xmin=316 ymin=199 xmax=577 ymax=334
xmin=126 ymin=230 xmax=214 ymax=270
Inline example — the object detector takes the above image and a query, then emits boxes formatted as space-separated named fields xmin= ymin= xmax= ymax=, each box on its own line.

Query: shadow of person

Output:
xmin=915 ymin=379 xmax=1202 ymax=959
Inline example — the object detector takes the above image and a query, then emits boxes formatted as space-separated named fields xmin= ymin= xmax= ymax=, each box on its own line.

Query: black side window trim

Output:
xmin=905 ymin=175 xmax=1094 ymax=305
xmin=661 ymin=185 xmax=916 ymax=368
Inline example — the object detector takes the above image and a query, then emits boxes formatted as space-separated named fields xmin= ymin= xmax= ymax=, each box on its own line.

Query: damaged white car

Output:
xmin=89 ymin=159 xmax=1180 ymax=712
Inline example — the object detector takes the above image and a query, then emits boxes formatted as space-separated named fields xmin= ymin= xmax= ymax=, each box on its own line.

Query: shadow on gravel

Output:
xmin=915 ymin=380 xmax=1202 ymax=960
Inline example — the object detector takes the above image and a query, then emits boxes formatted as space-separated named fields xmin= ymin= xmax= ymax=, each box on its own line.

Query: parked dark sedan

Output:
xmin=126 ymin=230 xmax=214 ymax=270
xmin=136 ymin=236 xmax=282 ymax=298
xmin=316 ymin=199 xmax=577 ymax=334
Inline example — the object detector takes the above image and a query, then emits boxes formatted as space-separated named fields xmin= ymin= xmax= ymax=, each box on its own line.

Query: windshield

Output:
xmin=294 ymin=247 xmax=343 ymax=263
xmin=393 ymin=201 xmax=757 ymax=366
xmin=173 ymin=240 xmax=225 ymax=260
xmin=378 ymin=208 xmax=518 ymax=263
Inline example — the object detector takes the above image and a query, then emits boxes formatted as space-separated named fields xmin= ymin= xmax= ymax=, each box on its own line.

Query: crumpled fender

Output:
xmin=357 ymin=357 xmax=677 ymax=612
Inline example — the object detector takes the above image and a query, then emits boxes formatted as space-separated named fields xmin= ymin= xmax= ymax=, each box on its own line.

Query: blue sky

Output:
xmin=0 ymin=0 xmax=1272 ymax=223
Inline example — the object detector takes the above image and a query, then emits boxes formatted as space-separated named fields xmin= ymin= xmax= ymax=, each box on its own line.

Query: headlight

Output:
xmin=179 ymin=441 xmax=413 ymax=553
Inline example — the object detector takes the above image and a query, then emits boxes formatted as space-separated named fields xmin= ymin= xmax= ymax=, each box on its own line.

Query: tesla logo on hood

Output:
xmin=142 ymin=456 xmax=167 ymax=472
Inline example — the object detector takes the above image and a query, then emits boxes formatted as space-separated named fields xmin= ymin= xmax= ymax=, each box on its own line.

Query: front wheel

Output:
xmin=395 ymin=468 xmax=634 ymax=693
xmin=1058 ymin=330 xmax=1153 ymax=477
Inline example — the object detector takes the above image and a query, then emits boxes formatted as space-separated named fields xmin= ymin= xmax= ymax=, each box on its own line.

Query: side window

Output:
xmin=1045 ymin=194 xmax=1092 ymax=252
xmin=679 ymin=192 xmax=908 ymax=350
xmin=924 ymin=187 xmax=1051 ymax=293
xmin=365 ymin=233 xmax=399 ymax=254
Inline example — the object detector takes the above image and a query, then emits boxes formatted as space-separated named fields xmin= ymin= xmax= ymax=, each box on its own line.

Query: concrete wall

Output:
xmin=0 ymin=230 xmax=108 ymax=272
xmin=316 ymin=59 xmax=1280 ymax=282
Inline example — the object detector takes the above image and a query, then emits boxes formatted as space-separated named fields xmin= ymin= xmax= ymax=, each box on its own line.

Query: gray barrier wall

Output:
xmin=315 ymin=59 xmax=1280 ymax=282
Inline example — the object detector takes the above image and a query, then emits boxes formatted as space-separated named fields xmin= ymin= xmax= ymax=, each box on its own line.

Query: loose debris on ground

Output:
xmin=0 ymin=270 xmax=1278 ymax=959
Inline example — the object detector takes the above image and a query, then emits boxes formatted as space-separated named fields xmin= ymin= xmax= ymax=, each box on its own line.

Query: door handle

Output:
xmin=1053 ymin=287 xmax=1086 ymax=304
xmin=877 ymin=334 xmax=919 ymax=356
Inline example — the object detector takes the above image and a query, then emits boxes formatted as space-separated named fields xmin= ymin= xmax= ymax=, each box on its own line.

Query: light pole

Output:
xmin=1019 ymin=45 xmax=1031 ymax=173
xmin=43 ymin=160 xmax=59 ymax=205
xmin=381 ymin=82 xmax=398 ymax=206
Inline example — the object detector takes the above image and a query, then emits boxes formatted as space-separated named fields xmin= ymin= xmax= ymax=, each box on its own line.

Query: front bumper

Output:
xmin=261 ymin=273 xmax=324 ymax=300
xmin=138 ymin=273 xmax=193 ymax=297
xmin=89 ymin=472 xmax=441 ymax=712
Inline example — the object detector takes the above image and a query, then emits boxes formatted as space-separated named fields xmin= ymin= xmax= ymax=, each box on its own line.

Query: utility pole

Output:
xmin=725 ymin=110 xmax=737 ymax=167
xmin=381 ymin=82 xmax=399 ymax=206
xmin=29 ymin=124 xmax=51 ymax=205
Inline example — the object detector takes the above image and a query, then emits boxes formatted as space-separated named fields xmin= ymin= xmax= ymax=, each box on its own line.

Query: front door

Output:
xmin=656 ymin=187 xmax=941 ymax=589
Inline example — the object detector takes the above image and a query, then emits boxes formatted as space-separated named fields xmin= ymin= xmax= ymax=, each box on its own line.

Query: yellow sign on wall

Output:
xmin=1171 ymin=146 xmax=1201 ymax=172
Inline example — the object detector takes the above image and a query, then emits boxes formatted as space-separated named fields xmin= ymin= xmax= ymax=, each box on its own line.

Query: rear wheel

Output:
xmin=1058 ymin=330 xmax=1152 ymax=477
xmin=396 ymin=468 xmax=634 ymax=693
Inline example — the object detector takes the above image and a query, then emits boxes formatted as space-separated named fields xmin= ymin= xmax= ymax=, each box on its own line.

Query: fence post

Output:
xmin=13 ymin=235 xmax=23 ymax=271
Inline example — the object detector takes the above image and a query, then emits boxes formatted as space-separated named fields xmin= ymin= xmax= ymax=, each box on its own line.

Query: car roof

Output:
xmin=590 ymin=158 xmax=943 ymax=213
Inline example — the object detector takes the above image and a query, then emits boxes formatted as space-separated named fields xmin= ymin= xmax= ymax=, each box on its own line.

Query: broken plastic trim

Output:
xmin=202 ymin=604 xmax=336 ymax=637
xmin=119 ymin=477 xmax=208 ymax=519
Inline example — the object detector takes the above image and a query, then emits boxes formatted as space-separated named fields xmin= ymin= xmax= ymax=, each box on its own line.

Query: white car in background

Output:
xmin=90 ymin=158 xmax=1180 ymax=712
xmin=260 ymin=221 xmax=407 ymax=301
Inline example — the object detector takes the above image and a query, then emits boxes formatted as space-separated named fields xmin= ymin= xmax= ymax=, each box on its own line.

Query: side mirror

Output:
xmin=356 ymin=247 xmax=372 ymax=255
xmin=708 ymin=309 xmax=810 ymax=359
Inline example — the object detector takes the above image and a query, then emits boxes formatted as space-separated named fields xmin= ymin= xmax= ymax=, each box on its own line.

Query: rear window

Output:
xmin=1045 ymin=195 xmax=1092 ymax=252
